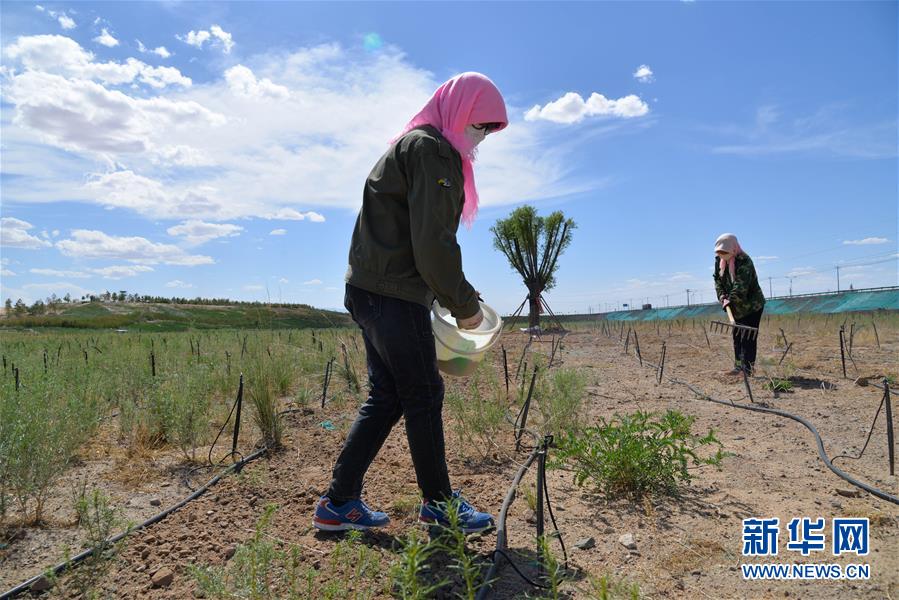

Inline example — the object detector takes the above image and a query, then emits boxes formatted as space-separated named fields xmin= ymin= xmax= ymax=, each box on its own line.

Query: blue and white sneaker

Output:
xmin=419 ymin=491 xmax=494 ymax=534
xmin=313 ymin=496 xmax=390 ymax=531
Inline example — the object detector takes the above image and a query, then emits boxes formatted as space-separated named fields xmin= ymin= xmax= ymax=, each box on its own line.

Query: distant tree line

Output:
xmin=2 ymin=290 xmax=322 ymax=318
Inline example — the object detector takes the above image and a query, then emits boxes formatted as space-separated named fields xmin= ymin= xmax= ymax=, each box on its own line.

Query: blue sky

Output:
xmin=1 ymin=1 xmax=896 ymax=313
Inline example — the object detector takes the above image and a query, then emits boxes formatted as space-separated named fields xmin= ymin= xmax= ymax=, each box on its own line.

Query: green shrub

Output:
xmin=764 ymin=378 xmax=793 ymax=393
xmin=550 ymin=410 xmax=726 ymax=499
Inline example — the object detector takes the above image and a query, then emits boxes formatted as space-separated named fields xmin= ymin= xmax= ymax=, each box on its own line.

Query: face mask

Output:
xmin=464 ymin=124 xmax=487 ymax=147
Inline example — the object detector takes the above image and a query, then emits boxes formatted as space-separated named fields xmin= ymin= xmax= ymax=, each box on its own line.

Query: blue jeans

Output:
xmin=326 ymin=284 xmax=452 ymax=504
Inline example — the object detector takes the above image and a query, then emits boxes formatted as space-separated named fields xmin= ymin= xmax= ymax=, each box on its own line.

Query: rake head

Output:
xmin=709 ymin=320 xmax=759 ymax=341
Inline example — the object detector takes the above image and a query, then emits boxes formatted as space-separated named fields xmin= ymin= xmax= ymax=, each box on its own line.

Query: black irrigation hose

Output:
xmin=831 ymin=393 xmax=886 ymax=466
xmin=1 ymin=445 xmax=269 ymax=600
xmin=1 ymin=404 xmax=311 ymax=600
xmin=672 ymin=378 xmax=899 ymax=506
xmin=611 ymin=332 xmax=899 ymax=506
xmin=476 ymin=444 xmax=543 ymax=600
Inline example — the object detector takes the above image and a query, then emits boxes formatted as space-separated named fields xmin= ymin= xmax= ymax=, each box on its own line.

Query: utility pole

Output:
xmin=665 ymin=294 xmax=669 ymax=307
xmin=685 ymin=289 xmax=692 ymax=307
xmin=768 ymin=276 xmax=773 ymax=298
xmin=836 ymin=266 xmax=840 ymax=292
xmin=788 ymin=276 xmax=795 ymax=297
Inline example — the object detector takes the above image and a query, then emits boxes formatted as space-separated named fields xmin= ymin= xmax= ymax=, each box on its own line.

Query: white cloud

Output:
xmin=524 ymin=92 xmax=649 ymax=124
xmin=56 ymin=230 xmax=213 ymax=265
xmin=633 ymin=64 xmax=654 ymax=83
xmin=35 ymin=6 xmax=76 ymax=30
xmin=278 ymin=277 xmax=288 ymax=283
xmin=210 ymin=26 xmax=234 ymax=53
xmin=137 ymin=40 xmax=171 ymax=59
xmin=1 ymin=217 xmax=53 ymax=249
xmin=90 ymin=265 xmax=154 ymax=279
xmin=755 ymin=255 xmax=779 ymax=262
xmin=167 ymin=220 xmax=243 ymax=245
xmin=178 ymin=25 xmax=234 ymax=53
xmin=225 ymin=65 xmax=289 ymax=99
xmin=843 ymin=237 xmax=888 ymax=246
xmin=58 ymin=14 xmax=76 ymax=30
xmin=243 ymin=284 xmax=264 ymax=291
xmin=1 ymin=269 xmax=16 ymax=276
xmin=303 ymin=278 xmax=322 ymax=285
xmin=165 ymin=279 xmax=193 ymax=288
xmin=93 ymin=28 xmax=119 ymax=47
xmin=2 ymin=40 xmax=611 ymax=223
xmin=269 ymin=229 xmax=287 ymax=236
xmin=4 ymin=69 xmax=217 ymax=157
xmin=4 ymin=35 xmax=192 ymax=89
xmin=30 ymin=268 xmax=90 ymax=278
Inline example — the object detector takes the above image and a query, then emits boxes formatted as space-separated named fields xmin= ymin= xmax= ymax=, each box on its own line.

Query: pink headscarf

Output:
xmin=715 ymin=233 xmax=744 ymax=280
xmin=392 ymin=72 xmax=508 ymax=226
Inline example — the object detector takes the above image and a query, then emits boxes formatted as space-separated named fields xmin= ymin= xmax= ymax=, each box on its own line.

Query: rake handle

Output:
xmin=725 ymin=305 xmax=736 ymax=325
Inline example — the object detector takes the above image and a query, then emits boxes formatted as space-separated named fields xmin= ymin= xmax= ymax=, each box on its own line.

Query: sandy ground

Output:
xmin=2 ymin=318 xmax=897 ymax=599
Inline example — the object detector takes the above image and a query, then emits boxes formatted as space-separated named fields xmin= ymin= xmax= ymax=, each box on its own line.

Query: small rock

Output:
xmin=574 ymin=537 xmax=595 ymax=550
xmin=618 ymin=533 xmax=637 ymax=550
xmin=691 ymin=569 xmax=701 ymax=576
xmin=525 ymin=509 xmax=537 ymax=524
xmin=150 ymin=498 xmax=162 ymax=507
xmin=151 ymin=567 xmax=174 ymax=588
xmin=603 ymin=527 xmax=615 ymax=534
xmin=160 ymin=482 xmax=172 ymax=488
xmin=223 ymin=545 xmax=237 ymax=560
xmin=141 ymin=548 xmax=151 ymax=560
xmin=836 ymin=487 xmax=862 ymax=498
xmin=831 ymin=500 xmax=843 ymax=509
xmin=734 ymin=436 xmax=745 ymax=441
xmin=30 ymin=576 xmax=52 ymax=593
xmin=187 ymin=512 xmax=197 ymax=523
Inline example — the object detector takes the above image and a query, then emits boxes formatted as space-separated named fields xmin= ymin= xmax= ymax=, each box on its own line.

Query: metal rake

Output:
xmin=709 ymin=306 xmax=759 ymax=341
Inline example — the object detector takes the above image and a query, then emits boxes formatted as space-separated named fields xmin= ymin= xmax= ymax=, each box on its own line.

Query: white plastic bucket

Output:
xmin=431 ymin=300 xmax=503 ymax=376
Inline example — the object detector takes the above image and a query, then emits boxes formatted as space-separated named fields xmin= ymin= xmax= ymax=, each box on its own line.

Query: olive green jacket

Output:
xmin=345 ymin=125 xmax=480 ymax=319
xmin=713 ymin=253 xmax=766 ymax=319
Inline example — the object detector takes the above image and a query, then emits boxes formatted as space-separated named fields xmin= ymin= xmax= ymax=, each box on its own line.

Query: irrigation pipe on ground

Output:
xmin=604 ymin=328 xmax=899 ymax=506
xmin=1 ymin=402 xmax=313 ymax=600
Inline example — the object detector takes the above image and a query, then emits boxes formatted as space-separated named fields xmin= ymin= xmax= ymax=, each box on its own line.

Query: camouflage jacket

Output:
xmin=713 ymin=253 xmax=765 ymax=319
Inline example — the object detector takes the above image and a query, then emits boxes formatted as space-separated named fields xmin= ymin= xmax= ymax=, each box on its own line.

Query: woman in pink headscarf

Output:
xmin=713 ymin=233 xmax=766 ymax=375
xmin=313 ymin=73 xmax=507 ymax=534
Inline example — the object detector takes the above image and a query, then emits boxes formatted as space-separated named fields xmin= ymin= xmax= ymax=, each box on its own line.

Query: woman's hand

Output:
xmin=456 ymin=308 xmax=484 ymax=330
xmin=720 ymin=296 xmax=730 ymax=308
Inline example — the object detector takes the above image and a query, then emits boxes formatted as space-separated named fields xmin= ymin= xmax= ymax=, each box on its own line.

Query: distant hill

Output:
xmin=0 ymin=301 xmax=353 ymax=331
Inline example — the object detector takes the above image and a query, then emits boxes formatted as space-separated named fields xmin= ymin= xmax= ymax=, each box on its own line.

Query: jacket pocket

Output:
xmin=347 ymin=286 xmax=382 ymax=329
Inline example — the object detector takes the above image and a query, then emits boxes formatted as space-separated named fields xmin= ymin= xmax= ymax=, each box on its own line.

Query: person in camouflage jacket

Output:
xmin=713 ymin=233 xmax=765 ymax=374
